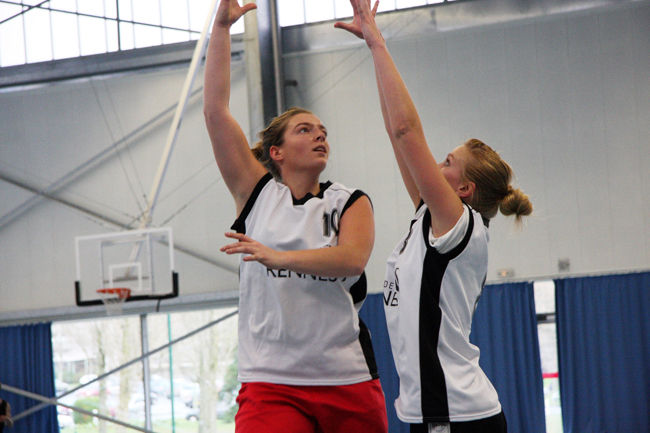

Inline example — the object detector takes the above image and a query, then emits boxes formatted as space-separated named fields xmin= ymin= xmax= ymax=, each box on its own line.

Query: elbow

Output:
xmin=203 ymin=105 xmax=227 ymax=125
xmin=348 ymin=263 xmax=365 ymax=277
xmin=203 ymin=105 xmax=215 ymax=122
xmin=203 ymin=104 xmax=218 ymax=119
xmin=391 ymin=120 xmax=418 ymax=141
xmin=347 ymin=251 xmax=370 ymax=276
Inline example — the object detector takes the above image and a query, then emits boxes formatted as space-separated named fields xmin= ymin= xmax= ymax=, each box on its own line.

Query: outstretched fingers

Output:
xmin=220 ymin=232 xmax=252 ymax=254
xmin=335 ymin=0 xmax=381 ymax=44
xmin=220 ymin=232 xmax=284 ymax=267
xmin=215 ymin=0 xmax=257 ymax=28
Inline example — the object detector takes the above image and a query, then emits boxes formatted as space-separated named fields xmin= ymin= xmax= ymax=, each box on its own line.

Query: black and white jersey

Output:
xmin=383 ymin=203 xmax=501 ymax=423
xmin=232 ymin=173 xmax=378 ymax=386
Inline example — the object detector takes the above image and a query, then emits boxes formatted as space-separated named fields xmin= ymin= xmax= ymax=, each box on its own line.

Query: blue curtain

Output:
xmin=0 ymin=323 xmax=58 ymax=433
xmin=555 ymin=271 xmax=650 ymax=433
xmin=360 ymin=293 xmax=409 ymax=433
xmin=470 ymin=282 xmax=546 ymax=433
xmin=361 ymin=282 xmax=545 ymax=433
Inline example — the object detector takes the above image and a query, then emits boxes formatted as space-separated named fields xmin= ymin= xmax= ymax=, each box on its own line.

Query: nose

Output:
xmin=314 ymin=131 xmax=326 ymax=142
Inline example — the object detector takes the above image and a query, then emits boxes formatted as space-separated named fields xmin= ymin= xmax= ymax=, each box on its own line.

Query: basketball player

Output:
xmin=0 ymin=398 xmax=12 ymax=432
xmin=203 ymin=1 xmax=388 ymax=432
xmin=336 ymin=1 xmax=532 ymax=432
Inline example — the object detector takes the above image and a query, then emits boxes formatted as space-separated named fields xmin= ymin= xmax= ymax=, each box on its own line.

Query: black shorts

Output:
xmin=410 ymin=411 xmax=507 ymax=433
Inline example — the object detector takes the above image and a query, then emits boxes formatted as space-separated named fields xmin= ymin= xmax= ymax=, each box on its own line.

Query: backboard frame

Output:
xmin=74 ymin=227 xmax=178 ymax=307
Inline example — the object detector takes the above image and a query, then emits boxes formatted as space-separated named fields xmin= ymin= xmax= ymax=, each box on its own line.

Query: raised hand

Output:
xmin=215 ymin=0 xmax=257 ymax=28
xmin=220 ymin=232 xmax=286 ymax=269
xmin=334 ymin=0 xmax=381 ymax=45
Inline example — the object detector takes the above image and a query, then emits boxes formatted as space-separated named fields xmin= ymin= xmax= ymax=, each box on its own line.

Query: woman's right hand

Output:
xmin=215 ymin=0 xmax=257 ymax=28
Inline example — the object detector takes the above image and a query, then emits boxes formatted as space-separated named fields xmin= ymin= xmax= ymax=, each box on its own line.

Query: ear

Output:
xmin=457 ymin=181 xmax=475 ymax=200
xmin=269 ymin=145 xmax=283 ymax=163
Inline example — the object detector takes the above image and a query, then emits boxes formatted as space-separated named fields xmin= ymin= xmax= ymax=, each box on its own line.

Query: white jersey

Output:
xmin=232 ymin=173 xmax=378 ymax=386
xmin=383 ymin=203 xmax=501 ymax=423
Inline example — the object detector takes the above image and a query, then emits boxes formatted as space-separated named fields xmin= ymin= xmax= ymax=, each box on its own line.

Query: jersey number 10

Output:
xmin=323 ymin=210 xmax=340 ymax=237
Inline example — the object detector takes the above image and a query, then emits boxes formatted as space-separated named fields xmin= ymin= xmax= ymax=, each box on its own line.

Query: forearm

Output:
xmin=203 ymin=23 xmax=232 ymax=115
xmin=369 ymin=41 xmax=443 ymax=202
xmin=277 ymin=244 xmax=369 ymax=278
xmin=375 ymin=65 xmax=420 ymax=207
xmin=370 ymin=43 xmax=424 ymax=143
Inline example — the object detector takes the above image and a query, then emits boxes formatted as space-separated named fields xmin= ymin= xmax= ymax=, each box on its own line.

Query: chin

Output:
xmin=313 ymin=160 xmax=328 ymax=174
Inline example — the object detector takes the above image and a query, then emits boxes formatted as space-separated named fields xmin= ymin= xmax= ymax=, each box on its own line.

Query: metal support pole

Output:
xmin=268 ymin=0 xmax=284 ymax=114
xmin=141 ymin=314 xmax=152 ymax=430
xmin=0 ymin=383 xmax=155 ymax=433
xmin=243 ymin=0 xmax=265 ymax=143
xmin=168 ymin=314 xmax=177 ymax=433
xmin=138 ymin=0 xmax=221 ymax=228
xmin=254 ymin=0 xmax=283 ymax=125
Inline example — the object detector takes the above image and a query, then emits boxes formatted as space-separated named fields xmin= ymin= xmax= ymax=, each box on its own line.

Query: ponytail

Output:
xmin=499 ymin=185 xmax=533 ymax=223
xmin=462 ymin=139 xmax=532 ymax=223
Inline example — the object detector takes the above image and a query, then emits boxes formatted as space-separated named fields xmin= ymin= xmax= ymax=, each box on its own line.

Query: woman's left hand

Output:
xmin=221 ymin=232 xmax=286 ymax=269
xmin=334 ymin=0 xmax=381 ymax=44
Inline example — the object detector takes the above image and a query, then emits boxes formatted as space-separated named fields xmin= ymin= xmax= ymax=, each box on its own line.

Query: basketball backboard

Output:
xmin=74 ymin=227 xmax=178 ymax=307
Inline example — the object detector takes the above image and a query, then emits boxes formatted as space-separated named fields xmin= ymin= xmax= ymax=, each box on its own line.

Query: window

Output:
xmin=0 ymin=0 xmax=220 ymax=67
xmin=0 ymin=0 xmax=457 ymax=67
xmin=278 ymin=0 xmax=454 ymax=26
xmin=534 ymin=280 xmax=563 ymax=433
xmin=52 ymin=306 xmax=239 ymax=433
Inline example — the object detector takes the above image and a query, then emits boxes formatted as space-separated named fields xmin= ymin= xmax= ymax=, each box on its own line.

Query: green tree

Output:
xmin=217 ymin=355 xmax=239 ymax=423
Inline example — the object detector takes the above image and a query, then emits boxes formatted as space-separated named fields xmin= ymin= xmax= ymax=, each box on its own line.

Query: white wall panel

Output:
xmin=632 ymin=6 xmax=650 ymax=266
xmin=284 ymin=2 xmax=650 ymax=288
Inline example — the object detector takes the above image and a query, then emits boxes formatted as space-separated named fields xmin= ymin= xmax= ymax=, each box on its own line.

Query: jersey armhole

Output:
xmin=423 ymin=204 xmax=475 ymax=259
xmin=231 ymin=172 xmax=273 ymax=233
xmin=341 ymin=190 xmax=371 ymax=219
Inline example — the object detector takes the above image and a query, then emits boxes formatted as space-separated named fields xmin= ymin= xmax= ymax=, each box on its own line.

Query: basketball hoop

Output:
xmin=96 ymin=287 xmax=131 ymax=315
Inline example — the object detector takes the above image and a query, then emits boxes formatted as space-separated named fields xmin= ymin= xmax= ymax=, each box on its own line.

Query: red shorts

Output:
xmin=235 ymin=379 xmax=388 ymax=433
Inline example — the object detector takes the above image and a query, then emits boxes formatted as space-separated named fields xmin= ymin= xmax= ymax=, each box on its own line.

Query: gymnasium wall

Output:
xmin=0 ymin=63 xmax=246 ymax=315
xmin=0 ymin=1 xmax=648 ymax=318
xmin=283 ymin=1 xmax=650 ymax=288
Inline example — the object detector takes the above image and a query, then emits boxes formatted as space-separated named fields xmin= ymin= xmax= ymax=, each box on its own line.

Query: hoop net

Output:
xmin=96 ymin=287 xmax=131 ymax=315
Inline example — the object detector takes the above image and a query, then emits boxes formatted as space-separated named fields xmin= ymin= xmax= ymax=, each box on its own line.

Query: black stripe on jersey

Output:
xmin=434 ymin=204 xmax=475 ymax=260
xmin=419 ymin=239 xmax=450 ymax=422
xmin=417 ymin=206 xmax=475 ymax=422
xmin=231 ymin=173 xmax=273 ymax=233
xmin=350 ymin=272 xmax=378 ymax=379
xmin=350 ymin=272 xmax=368 ymax=305
xmin=409 ymin=424 xmax=428 ymax=433
xmin=341 ymin=190 xmax=372 ymax=217
xmin=358 ymin=318 xmax=380 ymax=379
xmin=292 ymin=180 xmax=333 ymax=205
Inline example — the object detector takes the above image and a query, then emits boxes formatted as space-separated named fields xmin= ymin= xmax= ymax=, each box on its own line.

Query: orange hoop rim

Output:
xmin=96 ymin=287 xmax=131 ymax=299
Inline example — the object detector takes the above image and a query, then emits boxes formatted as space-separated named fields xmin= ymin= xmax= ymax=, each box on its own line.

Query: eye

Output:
xmin=444 ymin=157 xmax=450 ymax=166
xmin=298 ymin=126 xmax=309 ymax=134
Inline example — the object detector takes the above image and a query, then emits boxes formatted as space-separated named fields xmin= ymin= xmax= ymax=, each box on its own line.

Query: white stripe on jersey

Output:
xmin=384 ymin=203 xmax=502 ymax=423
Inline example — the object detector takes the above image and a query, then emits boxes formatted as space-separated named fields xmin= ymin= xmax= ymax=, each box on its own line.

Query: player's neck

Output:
xmin=282 ymin=171 xmax=321 ymax=200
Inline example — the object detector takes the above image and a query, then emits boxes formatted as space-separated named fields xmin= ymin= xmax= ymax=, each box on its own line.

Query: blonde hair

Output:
xmin=251 ymin=107 xmax=313 ymax=179
xmin=462 ymin=138 xmax=533 ymax=223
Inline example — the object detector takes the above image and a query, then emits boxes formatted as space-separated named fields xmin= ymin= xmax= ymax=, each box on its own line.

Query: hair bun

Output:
xmin=499 ymin=187 xmax=533 ymax=221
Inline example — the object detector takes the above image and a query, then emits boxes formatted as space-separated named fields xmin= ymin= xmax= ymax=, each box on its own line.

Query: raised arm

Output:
xmin=337 ymin=0 xmax=464 ymax=236
xmin=376 ymin=70 xmax=421 ymax=208
xmin=204 ymin=0 xmax=266 ymax=214
xmin=221 ymin=196 xmax=375 ymax=277
xmin=335 ymin=5 xmax=418 ymax=209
